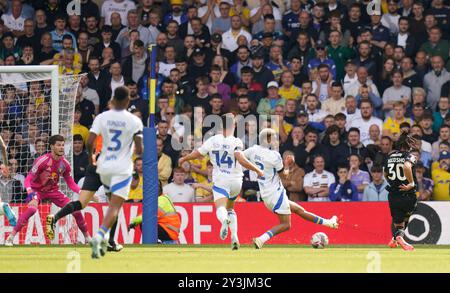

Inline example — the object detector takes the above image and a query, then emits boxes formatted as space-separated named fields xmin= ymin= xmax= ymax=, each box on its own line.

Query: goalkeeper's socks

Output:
xmin=216 ymin=206 xmax=228 ymax=224
xmin=228 ymin=209 xmax=238 ymax=237
xmin=54 ymin=201 xmax=82 ymax=222
xmin=258 ymin=230 xmax=274 ymax=244
xmin=313 ymin=216 xmax=325 ymax=225
xmin=13 ymin=206 xmax=37 ymax=234
xmin=97 ymin=225 xmax=109 ymax=240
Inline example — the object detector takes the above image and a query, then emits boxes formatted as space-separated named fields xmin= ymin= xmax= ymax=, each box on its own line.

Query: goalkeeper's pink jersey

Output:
xmin=24 ymin=153 xmax=80 ymax=194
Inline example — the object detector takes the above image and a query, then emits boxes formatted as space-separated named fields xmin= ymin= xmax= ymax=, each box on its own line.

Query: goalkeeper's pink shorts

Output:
xmin=36 ymin=191 xmax=71 ymax=208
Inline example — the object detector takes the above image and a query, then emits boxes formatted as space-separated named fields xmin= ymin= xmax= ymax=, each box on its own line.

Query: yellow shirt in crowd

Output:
xmin=278 ymin=85 xmax=302 ymax=101
xmin=432 ymin=168 xmax=450 ymax=201
xmin=73 ymin=123 xmax=89 ymax=144
xmin=129 ymin=176 xmax=143 ymax=201
xmin=383 ymin=117 xmax=413 ymax=137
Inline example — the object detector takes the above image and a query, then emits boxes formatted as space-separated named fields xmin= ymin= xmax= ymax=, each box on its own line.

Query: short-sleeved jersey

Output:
xmin=90 ymin=109 xmax=143 ymax=175
xmin=197 ymin=134 xmax=244 ymax=180
xmin=25 ymin=154 xmax=72 ymax=193
xmin=384 ymin=150 xmax=418 ymax=195
xmin=243 ymin=145 xmax=284 ymax=199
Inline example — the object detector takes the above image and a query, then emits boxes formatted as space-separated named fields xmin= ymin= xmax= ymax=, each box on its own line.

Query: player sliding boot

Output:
xmin=4 ymin=234 xmax=14 ymax=246
xmin=220 ymin=218 xmax=231 ymax=240
xmin=231 ymin=235 xmax=240 ymax=251
xmin=396 ymin=236 xmax=414 ymax=251
xmin=107 ymin=241 xmax=124 ymax=252
xmin=46 ymin=214 xmax=56 ymax=240
xmin=1 ymin=203 xmax=17 ymax=227
xmin=325 ymin=215 xmax=339 ymax=229
xmin=90 ymin=235 xmax=108 ymax=259
xmin=388 ymin=237 xmax=398 ymax=248
xmin=253 ymin=237 xmax=264 ymax=249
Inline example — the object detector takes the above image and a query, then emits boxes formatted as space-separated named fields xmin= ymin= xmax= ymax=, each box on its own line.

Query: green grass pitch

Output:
xmin=1 ymin=245 xmax=450 ymax=273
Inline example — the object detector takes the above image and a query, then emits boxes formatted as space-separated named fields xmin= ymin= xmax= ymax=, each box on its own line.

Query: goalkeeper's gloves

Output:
xmin=26 ymin=188 xmax=37 ymax=202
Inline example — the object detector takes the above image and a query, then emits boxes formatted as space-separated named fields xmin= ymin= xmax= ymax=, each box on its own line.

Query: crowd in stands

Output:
xmin=0 ymin=0 xmax=450 ymax=204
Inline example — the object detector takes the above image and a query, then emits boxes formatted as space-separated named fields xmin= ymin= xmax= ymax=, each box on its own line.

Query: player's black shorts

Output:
xmin=388 ymin=192 xmax=417 ymax=224
xmin=81 ymin=164 xmax=102 ymax=192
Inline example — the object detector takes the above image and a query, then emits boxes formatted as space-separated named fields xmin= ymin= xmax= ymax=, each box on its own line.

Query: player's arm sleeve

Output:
xmin=89 ymin=115 xmax=102 ymax=135
xmin=133 ymin=119 xmax=144 ymax=156
xmin=197 ymin=137 xmax=214 ymax=156
xmin=406 ymin=153 xmax=418 ymax=166
xmin=24 ymin=157 xmax=46 ymax=190
xmin=63 ymin=161 xmax=81 ymax=194
xmin=274 ymin=153 xmax=284 ymax=173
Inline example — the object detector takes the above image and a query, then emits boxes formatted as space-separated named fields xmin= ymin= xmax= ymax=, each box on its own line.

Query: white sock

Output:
xmin=216 ymin=206 xmax=228 ymax=224
xmin=228 ymin=210 xmax=238 ymax=238
xmin=258 ymin=230 xmax=274 ymax=244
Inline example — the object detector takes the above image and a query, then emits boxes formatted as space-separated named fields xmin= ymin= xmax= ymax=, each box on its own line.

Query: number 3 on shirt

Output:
xmin=212 ymin=151 xmax=233 ymax=168
xmin=107 ymin=129 xmax=122 ymax=151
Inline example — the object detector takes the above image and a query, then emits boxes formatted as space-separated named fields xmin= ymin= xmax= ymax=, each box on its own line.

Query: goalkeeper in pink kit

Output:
xmin=5 ymin=135 xmax=90 ymax=246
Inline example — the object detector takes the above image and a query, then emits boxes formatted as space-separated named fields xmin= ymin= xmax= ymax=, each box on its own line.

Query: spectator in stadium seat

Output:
xmin=163 ymin=167 xmax=195 ymax=203
xmin=211 ymin=0 xmax=232 ymax=33
xmin=305 ymin=94 xmax=327 ymax=123
xmin=383 ymin=101 xmax=413 ymax=139
xmin=101 ymin=0 xmax=136 ymax=27
xmin=50 ymin=15 xmax=77 ymax=52
xmin=344 ymin=127 xmax=370 ymax=170
xmin=157 ymin=137 xmax=172 ymax=187
xmin=321 ymin=82 xmax=346 ymax=116
xmin=424 ymin=55 xmax=450 ymax=111
xmin=33 ymin=9 xmax=50 ymax=41
xmin=362 ymin=165 xmax=389 ymax=201
xmin=128 ymin=157 xmax=144 ymax=203
xmin=72 ymin=106 xmax=89 ymax=145
xmin=257 ymin=81 xmax=286 ymax=115
xmin=72 ymin=134 xmax=88 ymax=183
xmin=8 ymin=158 xmax=25 ymax=187
xmin=0 ymin=0 xmax=25 ymax=37
xmin=433 ymin=96 xmax=450 ymax=133
xmin=221 ymin=14 xmax=252 ymax=52
xmin=281 ymin=125 xmax=304 ymax=156
xmin=191 ymin=161 xmax=214 ymax=203
xmin=400 ymin=57 xmax=422 ymax=89
xmin=122 ymin=40 xmax=148 ymax=84
xmin=287 ymin=31 xmax=315 ymax=66
xmin=279 ymin=150 xmax=305 ymax=201
xmin=0 ymin=163 xmax=26 ymax=203
xmin=93 ymin=25 xmax=121 ymax=61
xmin=323 ymin=125 xmax=348 ymax=174
xmin=250 ymin=51 xmax=274 ymax=90
xmin=35 ymin=32 xmax=57 ymax=65
xmin=0 ymin=32 xmax=20 ymax=61
xmin=348 ymin=99 xmax=383 ymax=145
xmin=208 ymin=94 xmax=224 ymax=116
xmin=346 ymin=67 xmax=381 ymax=106
xmin=329 ymin=165 xmax=359 ymax=201
xmin=126 ymin=81 xmax=149 ymax=126
xmin=16 ymin=43 xmax=36 ymax=65
xmin=419 ymin=112 xmax=439 ymax=144
xmin=75 ymin=88 xmax=95 ymax=128
xmin=347 ymin=154 xmax=370 ymax=201
xmin=15 ymin=19 xmax=39 ymax=54
xmin=334 ymin=112 xmax=348 ymax=142
xmin=414 ymin=161 xmax=433 ymax=201
xmin=308 ymin=40 xmax=337 ymax=80
xmin=79 ymin=75 xmax=100 ymax=115
xmin=382 ymin=71 xmax=411 ymax=116
xmin=87 ymin=56 xmax=112 ymax=112
xmin=278 ymin=71 xmax=302 ymax=102
xmin=432 ymin=151 xmax=450 ymax=201
xmin=209 ymin=65 xmax=231 ymax=111
xmin=67 ymin=14 xmax=82 ymax=40
xmin=303 ymin=154 xmax=335 ymax=202
xmin=431 ymin=125 xmax=450 ymax=162
xmin=295 ymin=127 xmax=330 ymax=173
xmin=230 ymin=45 xmax=251 ymax=81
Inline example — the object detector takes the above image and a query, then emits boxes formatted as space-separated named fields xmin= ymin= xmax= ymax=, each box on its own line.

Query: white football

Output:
xmin=311 ymin=232 xmax=329 ymax=249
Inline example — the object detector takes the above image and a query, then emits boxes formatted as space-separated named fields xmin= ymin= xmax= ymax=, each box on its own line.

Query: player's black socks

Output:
xmin=54 ymin=201 xmax=83 ymax=222
xmin=394 ymin=227 xmax=405 ymax=239
xmin=109 ymin=218 xmax=118 ymax=245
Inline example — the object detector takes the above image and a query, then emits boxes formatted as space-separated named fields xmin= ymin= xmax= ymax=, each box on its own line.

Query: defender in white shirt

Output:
xmin=244 ymin=129 xmax=338 ymax=249
xmin=88 ymin=86 xmax=143 ymax=258
xmin=179 ymin=114 xmax=263 ymax=250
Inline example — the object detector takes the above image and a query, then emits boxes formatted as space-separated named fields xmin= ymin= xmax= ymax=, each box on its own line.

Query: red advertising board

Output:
xmin=1 ymin=202 xmax=393 ymax=245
